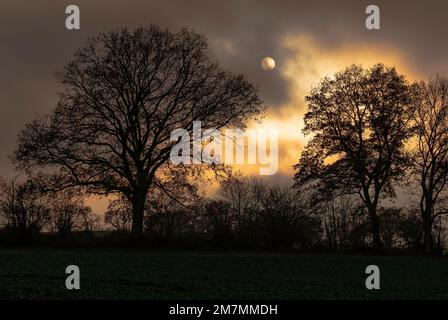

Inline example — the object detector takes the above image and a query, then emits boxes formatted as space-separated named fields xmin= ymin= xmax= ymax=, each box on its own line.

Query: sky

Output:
xmin=1 ymin=0 xmax=448 ymax=212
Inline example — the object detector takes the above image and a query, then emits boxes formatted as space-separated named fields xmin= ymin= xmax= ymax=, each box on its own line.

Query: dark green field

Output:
xmin=0 ymin=249 xmax=447 ymax=299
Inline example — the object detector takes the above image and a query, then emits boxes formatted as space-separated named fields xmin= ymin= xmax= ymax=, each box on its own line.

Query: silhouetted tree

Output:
xmin=0 ymin=177 xmax=50 ymax=242
xmin=203 ymin=199 xmax=233 ymax=244
xmin=294 ymin=64 xmax=415 ymax=249
xmin=78 ymin=207 xmax=100 ymax=232
xmin=379 ymin=207 xmax=404 ymax=249
xmin=411 ymin=76 xmax=448 ymax=254
xmin=104 ymin=197 xmax=133 ymax=232
xmin=398 ymin=208 xmax=423 ymax=249
xmin=218 ymin=172 xmax=252 ymax=235
xmin=257 ymin=184 xmax=320 ymax=249
xmin=50 ymin=191 xmax=94 ymax=235
xmin=13 ymin=26 xmax=263 ymax=238
xmin=320 ymin=195 xmax=369 ymax=249
xmin=145 ymin=174 xmax=200 ymax=239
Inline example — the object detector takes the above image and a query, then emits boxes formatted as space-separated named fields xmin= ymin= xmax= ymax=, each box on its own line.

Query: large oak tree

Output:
xmin=13 ymin=26 xmax=263 ymax=238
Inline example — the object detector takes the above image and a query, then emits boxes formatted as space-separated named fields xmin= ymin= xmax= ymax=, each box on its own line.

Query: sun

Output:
xmin=261 ymin=57 xmax=276 ymax=70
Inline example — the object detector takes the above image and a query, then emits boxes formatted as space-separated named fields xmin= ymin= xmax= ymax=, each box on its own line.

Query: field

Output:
xmin=0 ymin=249 xmax=447 ymax=300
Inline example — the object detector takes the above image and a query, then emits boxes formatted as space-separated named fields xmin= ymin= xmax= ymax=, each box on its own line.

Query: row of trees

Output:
xmin=1 ymin=171 xmax=446 ymax=251
xmin=101 ymin=172 xmax=447 ymax=251
xmin=102 ymin=173 xmax=321 ymax=248
xmin=294 ymin=65 xmax=448 ymax=253
xmin=0 ymin=177 xmax=99 ymax=242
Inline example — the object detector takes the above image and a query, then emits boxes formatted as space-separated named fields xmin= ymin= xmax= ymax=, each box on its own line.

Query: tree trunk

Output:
xmin=421 ymin=194 xmax=434 ymax=255
xmin=423 ymin=222 xmax=433 ymax=254
xmin=362 ymin=185 xmax=382 ymax=250
xmin=131 ymin=190 xmax=146 ymax=238
xmin=371 ymin=216 xmax=381 ymax=249
xmin=422 ymin=210 xmax=433 ymax=255
xmin=367 ymin=204 xmax=381 ymax=249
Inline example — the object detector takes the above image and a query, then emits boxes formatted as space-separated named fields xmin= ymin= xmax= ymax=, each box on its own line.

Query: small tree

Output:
xmin=218 ymin=172 xmax=252 ymax=235
xmin=203 ymin=199 xmax=233 ymax=244
xmin=399 ymin=208 xmax=423 ymax=250
xmin=320 ymin=195 xmax=369 ymax=249
xmin=78 ymin=207 xmax=100 ymax=232
xmin=104 ymin=197 xmax=133 ymax=232
xmin=0 ymin=177 xmax=50 ymax=241
xmin=50 ymin=191 xmax=94 ymax=235
xmin=257 ymin=185 xmax=320 ymax=249
xmin=145 ymin=177 xmax=200 ymax=239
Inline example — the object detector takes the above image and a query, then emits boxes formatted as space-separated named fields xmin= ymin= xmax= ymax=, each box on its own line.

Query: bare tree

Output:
xmin=411 ymin=76 xmax=448 ymax=254
xmin=294 ymin=64 xmax=415 ymax=249
xmin=321 ymin=195 xmax=369 ymax=249
xmin=213 ymin=173 xmax=320 ymax=248
xmin=399 ymin=208 xmax=423 ymax=249
xmin=0 ymin=177 xmax=50 ymax=241
xmin=379 ymin=207 xmax=404 ymax=249
xmin=78 ymin=207 xmax=100 ymax=232
xmin=12 ymin=26 xmax=263 ymax=238
xmin=104 ymin=197 xmax=133 ymax=232
xmin=203 ymin=199 xmax=233 ymax=244
xmin=145 ymin=172 xmax=200 ymax=239
xmin=218 ymin=172 xmax=252 ymax=235
xmin=50 ymin=191 xmax=94 ymax=235
xmin=257 ymin=184 xmax=320 ymax=249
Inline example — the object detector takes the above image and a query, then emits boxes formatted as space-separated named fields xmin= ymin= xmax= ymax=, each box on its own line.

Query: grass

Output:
xmin=0 ymin=248 xmax=447 ymax=299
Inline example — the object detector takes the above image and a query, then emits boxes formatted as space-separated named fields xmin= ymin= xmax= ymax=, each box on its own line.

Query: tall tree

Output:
xmin=12 ymin=26 xmax=263 ymax=238
xmin=294 ymin=64 xmax=415 ymax=249
xmin=412 ymin=76 xmax=448 ymax=254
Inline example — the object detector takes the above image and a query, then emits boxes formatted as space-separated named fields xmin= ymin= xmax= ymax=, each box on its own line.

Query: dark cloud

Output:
xmin=1 ymin=0 xmax=448 ymax=177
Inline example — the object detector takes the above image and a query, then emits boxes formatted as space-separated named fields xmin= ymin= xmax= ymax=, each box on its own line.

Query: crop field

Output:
xmin=0 ymin=249 xmax=447 ymax=300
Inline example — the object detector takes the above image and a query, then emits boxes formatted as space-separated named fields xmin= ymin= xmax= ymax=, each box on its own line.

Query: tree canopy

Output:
xmin=294 ymin=64 xmax=416 ymax=248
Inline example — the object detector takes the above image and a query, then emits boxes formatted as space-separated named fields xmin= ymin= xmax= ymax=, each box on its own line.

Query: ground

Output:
xmin=0 ymin=249 xmax=447 ymax=299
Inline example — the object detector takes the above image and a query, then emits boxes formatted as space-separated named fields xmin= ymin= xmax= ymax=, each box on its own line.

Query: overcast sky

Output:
xmin=1 ymin=0 xmax=447 ymax=188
